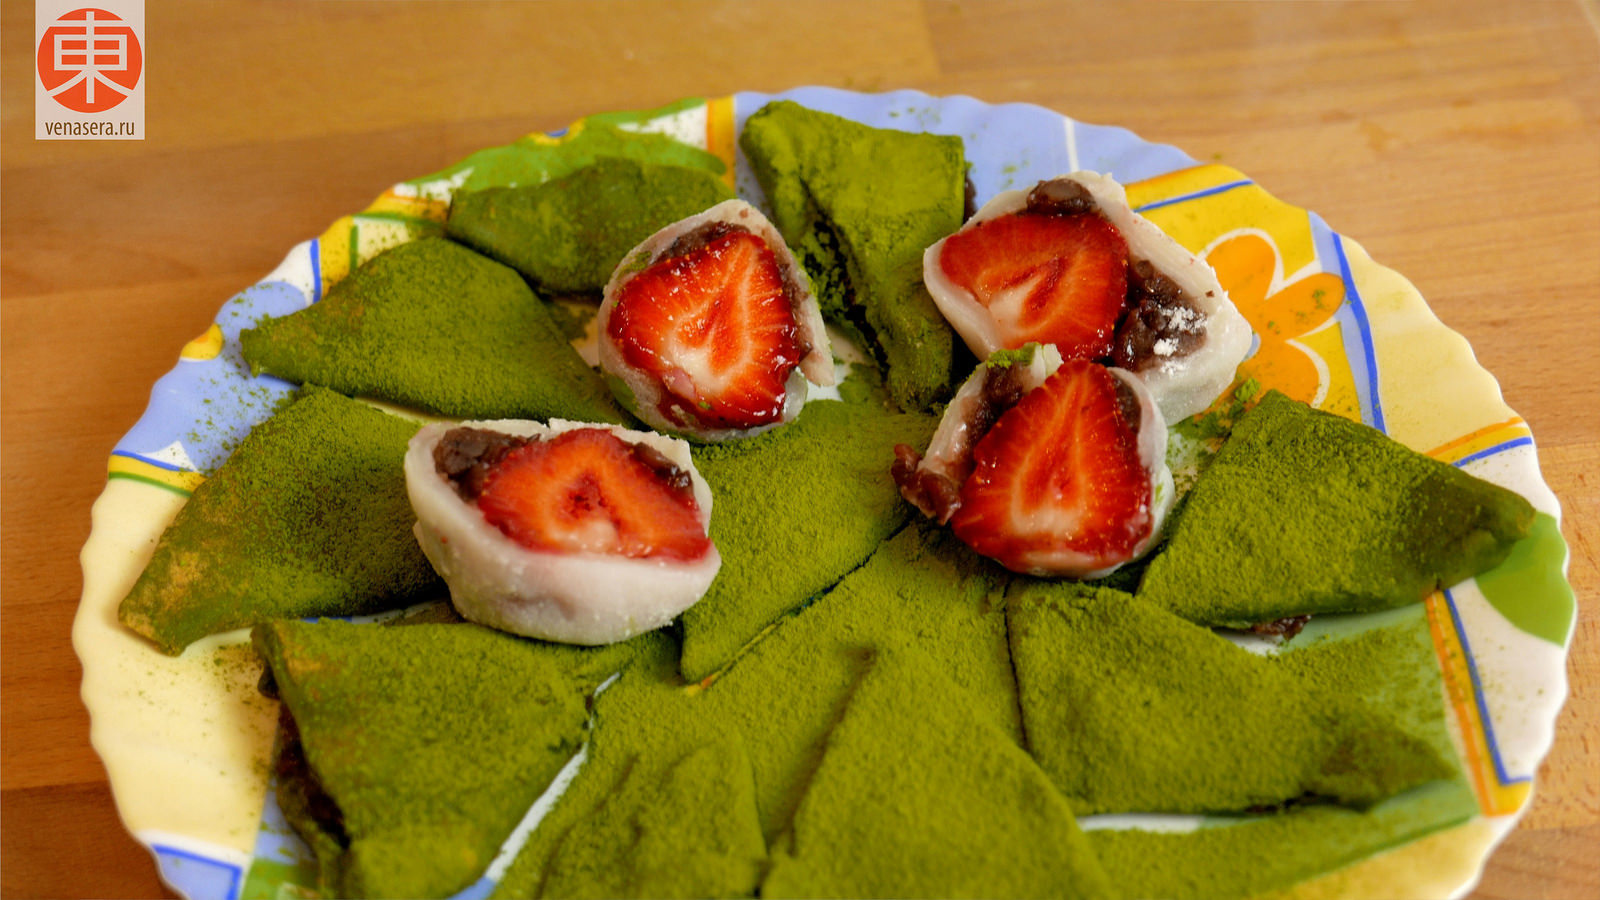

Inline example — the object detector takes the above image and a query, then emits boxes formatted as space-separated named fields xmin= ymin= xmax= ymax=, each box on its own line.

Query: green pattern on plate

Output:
xmin=1475 ymin=513 xmax=1575 ymax=647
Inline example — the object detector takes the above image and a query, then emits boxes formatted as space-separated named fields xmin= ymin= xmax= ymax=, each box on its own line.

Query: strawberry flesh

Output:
xmin=608 ymin=227 xmax=802 ymax=430
xmin=948 ymin=360 xmax=1151 ymax=574
xmin=937 ymin=210 xmax=1129 ymax=359
xmin=476 ymin=427 xmax=711 ymax=561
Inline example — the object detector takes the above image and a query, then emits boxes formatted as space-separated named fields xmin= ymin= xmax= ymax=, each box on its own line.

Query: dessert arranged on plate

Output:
xmin=115 ymin=99 xmax=1536 ymax=899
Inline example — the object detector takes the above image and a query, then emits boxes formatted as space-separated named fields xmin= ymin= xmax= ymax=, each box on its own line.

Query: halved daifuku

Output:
xmin=405 ymin=419 xmax=720 ymax=644
xmin=892 ymin=343 xmax=1067 ymax=525
xmin=924 ymin=173 xmax=1251 ymax=423
xmin=893 ymin=345 xmax=1174 ymax=579
xmin=597 ymin=199 xmax=833 ymax=442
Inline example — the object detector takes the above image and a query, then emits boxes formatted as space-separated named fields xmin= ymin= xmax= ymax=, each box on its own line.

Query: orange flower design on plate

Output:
xmin=1204 ymin=232 xmax=1346 ymax=407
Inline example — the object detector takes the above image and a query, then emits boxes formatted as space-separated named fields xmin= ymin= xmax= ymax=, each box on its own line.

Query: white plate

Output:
xmin=76 ymin=87 xmax=1576 ymax=899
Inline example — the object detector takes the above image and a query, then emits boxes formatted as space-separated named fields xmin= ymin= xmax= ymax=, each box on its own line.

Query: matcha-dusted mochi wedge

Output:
xmin=537 ymin=736 xmax=767 ymax=900
xmin=418 ymin=118 xmax=727 ymax=195
xmin=255 ymin=618 xmax=649 ymax=900
xmin=490 ymin=632 xmax=764 ymax=899
xmin=740 ymin=100 xmax=965 ymax=412
xmin=679 ymin=397 xmax=937 ymax=681
xmin=1006 ymin=582 xmax=1457 ymax=815
xmin=762 ymin=646 xmax=1115 ymax=900
xmin=1088 ymin=778 xmax=1478 ymax=900
xmin=239 ymin=237 xmax=625 ymax=423
xmin=446 ymin=157 xmax=735 ymax=296
xmin=1137 ymin=390 xmax=1536 ymax=626
xmin=118 ymin=388 xmax=441 ymax=655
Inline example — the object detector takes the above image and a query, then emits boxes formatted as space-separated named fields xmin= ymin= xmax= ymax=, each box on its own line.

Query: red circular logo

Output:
xmin=36 ymin=8 xmax=143 ymax=114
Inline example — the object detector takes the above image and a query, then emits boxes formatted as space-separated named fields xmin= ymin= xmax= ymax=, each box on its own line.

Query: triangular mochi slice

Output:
xmin=446 ymin=157 xmax=735 ymax=295
xmin=538 ymin=736 xmax=767 ymax=900
xmin=761 ymin=646 xmax=1116 ymax=900
xmin=254 ymin=618 xmax=642 ymax=899
xmin=489 ymin=633 xmax=734 ymax=898
xmin=239 ymin=237 xmax=624 ymax=422
xmin=1006 ymin=582 xmax=1456 ymax=815
xmin=1137 ymin=390 xmax=1535 ymax=625
xmin=1277 ymin=606 xmax=1460 ymax=770
xmin=418 ymin=118 xmax=727 ymax=195
xmin=1088 ymin=778 xmax=1478 ymax=900
xmin=118 ymin=388 xmax=441 ymax=654
xmin=740 ymin=100 xmax=964 ymax=412
xmin=679 ymin=398 xmax=937 ymax=681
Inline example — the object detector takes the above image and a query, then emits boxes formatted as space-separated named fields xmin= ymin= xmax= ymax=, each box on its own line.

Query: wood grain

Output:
xmin=4 ymin=2 xmax=1596 ymax=897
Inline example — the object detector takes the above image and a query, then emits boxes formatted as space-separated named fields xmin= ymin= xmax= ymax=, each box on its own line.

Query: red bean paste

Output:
xmin=434 ymin=427 xmax=531 ymax=501
xmin=892 ymin=362 xmax=1032 ymax=524
xmin=1113 ymin=259 xmax=1208 ymax=373
xmin=1020 ymin=176 xmax=1211 ymax=375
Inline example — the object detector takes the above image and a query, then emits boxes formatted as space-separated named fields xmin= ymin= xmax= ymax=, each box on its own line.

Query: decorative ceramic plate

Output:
xmin=75 ymin=87 xmax=1576 ymax=900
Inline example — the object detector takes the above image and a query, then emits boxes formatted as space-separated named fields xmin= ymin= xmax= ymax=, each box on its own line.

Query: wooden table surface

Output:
xmin=3 ymin=1 xmax=1596 ymax=897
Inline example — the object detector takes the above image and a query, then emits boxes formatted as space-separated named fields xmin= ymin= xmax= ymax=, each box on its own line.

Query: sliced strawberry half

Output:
xmin=476 ymin=427 xmax=712 ymax=561
xmin=606 ymin=228 xmax=803 ymax=431
xmin=937 ymin=211 xmax=1129 ymax=359
xmin=948 ymin=360 xmax=1152 ymax=575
